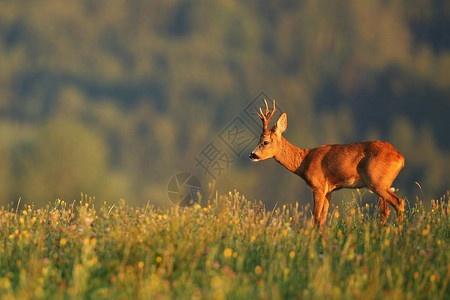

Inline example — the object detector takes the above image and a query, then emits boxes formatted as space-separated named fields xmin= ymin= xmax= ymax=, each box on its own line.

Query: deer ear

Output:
xmin=274 ymin=113 xmax=287 ymax=134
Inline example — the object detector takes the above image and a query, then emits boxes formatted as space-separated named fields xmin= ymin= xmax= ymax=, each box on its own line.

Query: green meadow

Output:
xmin=0 ymin=192 xmax=448 ymax=299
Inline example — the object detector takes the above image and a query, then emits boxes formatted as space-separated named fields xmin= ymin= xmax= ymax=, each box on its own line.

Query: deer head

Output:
xmin=249 ymin=100 xmax=287 ymax=161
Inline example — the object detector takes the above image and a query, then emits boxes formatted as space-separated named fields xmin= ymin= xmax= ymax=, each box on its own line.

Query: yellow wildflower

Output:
xmin=223 ymin=248 xmax=233 ymax=258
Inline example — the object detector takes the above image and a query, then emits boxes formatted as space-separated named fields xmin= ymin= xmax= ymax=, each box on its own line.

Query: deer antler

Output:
xmin=257 ymin=99 xmax=276 ymax=131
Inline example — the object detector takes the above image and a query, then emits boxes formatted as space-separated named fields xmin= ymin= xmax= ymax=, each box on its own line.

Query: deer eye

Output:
xmin=263 ymin=141 xmax=269 ymax=146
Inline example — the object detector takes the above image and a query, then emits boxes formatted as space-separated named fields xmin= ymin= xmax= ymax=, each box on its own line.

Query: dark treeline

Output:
xmin=0 ymin=0 xmax=448 ymax=207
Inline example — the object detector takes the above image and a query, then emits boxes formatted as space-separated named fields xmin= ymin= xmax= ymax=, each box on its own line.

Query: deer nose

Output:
xmin=249 ymin=152 xmax=259 ymax=160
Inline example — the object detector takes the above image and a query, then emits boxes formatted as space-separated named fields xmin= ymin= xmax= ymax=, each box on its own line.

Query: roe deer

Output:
xmin=249 ymin=100 xmax=405 ymax=229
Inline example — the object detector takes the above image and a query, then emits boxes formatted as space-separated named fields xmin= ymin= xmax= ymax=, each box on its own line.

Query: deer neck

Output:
xmin=274 ymin=137 xmax=308 ymax=173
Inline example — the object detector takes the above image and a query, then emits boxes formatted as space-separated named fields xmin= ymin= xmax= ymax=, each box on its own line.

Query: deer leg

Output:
xmin=388 ymin=189 xmax=405 ymax=222
xmin=379 ymin=197 xmax=390 ymax=224
xmin=319 ymin=193 xmax=331 ymax=229
xmin=372 ymin=187 xmax=403 ymax=223
xmin=312 ymin=190 xmax=326 ymax=228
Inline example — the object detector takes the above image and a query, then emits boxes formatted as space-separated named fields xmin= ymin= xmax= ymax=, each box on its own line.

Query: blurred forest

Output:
xmin=0 ymin=0 xmax=449 ymax=207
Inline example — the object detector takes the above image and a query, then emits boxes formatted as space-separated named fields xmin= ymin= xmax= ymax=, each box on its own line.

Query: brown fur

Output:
xmin=250 ymin=107 xmax=405 ymax=229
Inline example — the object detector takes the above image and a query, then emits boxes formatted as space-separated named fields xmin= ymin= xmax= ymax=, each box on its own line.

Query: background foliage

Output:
xmin=0 ymin=0 xmax=449 ymax=207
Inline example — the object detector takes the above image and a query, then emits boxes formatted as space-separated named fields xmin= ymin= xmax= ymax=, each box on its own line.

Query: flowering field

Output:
xmin=0 ymin=192 xmax=448 ymax=299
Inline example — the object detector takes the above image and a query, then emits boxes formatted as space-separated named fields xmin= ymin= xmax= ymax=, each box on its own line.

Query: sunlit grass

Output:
xmin=0 ymin=192 xmax=448 ymax=299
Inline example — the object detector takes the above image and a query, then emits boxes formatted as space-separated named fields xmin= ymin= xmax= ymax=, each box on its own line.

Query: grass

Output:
xmin=0 ymin=191 xmax=448 ymax=299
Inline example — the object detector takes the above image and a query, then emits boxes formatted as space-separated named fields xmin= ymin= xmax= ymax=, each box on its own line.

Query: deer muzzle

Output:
xmin=249 ymin=152 xmax=260 ymax=161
